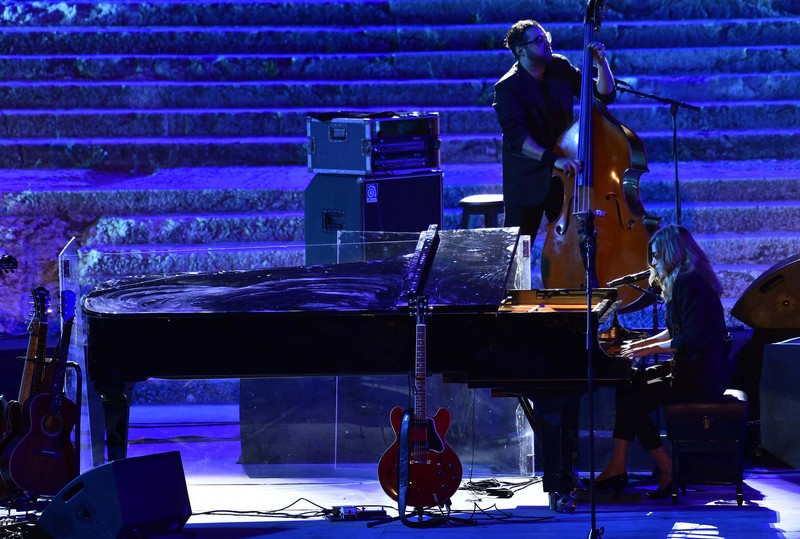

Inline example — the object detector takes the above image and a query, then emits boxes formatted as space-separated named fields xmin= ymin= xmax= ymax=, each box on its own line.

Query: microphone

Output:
xmin=606 ymin=269 xmax=650 ymax=287
xmin=614 ymin=78 xmax=633 ymax=89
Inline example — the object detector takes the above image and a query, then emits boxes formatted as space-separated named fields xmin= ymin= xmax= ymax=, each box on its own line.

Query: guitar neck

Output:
xmin=31 ymin=321 xmax=50 ymax=396
xmin=19 ymin=320 xmax=48 ymax=403
xmin=17 ymin=319 xmax=40 ymax=402
xmin=48 ymin=317 xmax=76 ymax=412
xmin=413 ymin=319 xmax=427 ymax=421
xmin=48 ymin=291 xmax=78 ymax=412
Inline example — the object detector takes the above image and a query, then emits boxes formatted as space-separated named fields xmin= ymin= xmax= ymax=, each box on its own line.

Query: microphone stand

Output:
xmin=627 ymin=282 xmax=662 ymax=338
xmin=574 ymin=210 xmax=602 ymax=539
xmin=614 ymin=81 xmax=700 ymax=225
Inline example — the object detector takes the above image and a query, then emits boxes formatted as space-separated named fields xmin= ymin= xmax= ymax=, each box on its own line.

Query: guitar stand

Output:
xmin=368 ymin=410 xmax=473 ymax=529
xmin=367 ymin=503 xmax=465 ymax=529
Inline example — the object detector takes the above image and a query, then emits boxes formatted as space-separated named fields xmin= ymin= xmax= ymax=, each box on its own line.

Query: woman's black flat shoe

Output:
xmin=580 ymin=472 xmax=629 ymax=495
xmin=644 ymin=481 xmax=673 ymax=500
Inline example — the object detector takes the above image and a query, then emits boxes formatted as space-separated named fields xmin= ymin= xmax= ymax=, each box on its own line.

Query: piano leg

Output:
xmin=87 ymin=381 xmax=107 ymax=467
xmin=94 ymin=383 xmax=135 ymax=462
xmin=514 ymin=388 xmax=582 ymax=511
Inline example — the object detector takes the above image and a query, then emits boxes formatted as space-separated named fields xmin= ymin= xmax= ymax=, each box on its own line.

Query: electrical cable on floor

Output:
xmin=192 ymin=497 xmax=396 ymax=521
xmin=462 ymin=476 xmax=541 ymax=497
xmin=0 ymin=514 xmax=46 ymax=539
xmin=450 ymin=502 xmax=556 ymax=524
xmin=192 ymin=497 xmax=326 ymax=519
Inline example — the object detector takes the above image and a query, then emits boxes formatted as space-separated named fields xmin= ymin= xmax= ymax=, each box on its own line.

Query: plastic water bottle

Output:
xmin=508 ymin=235 xmax=531 ymax=290
xmin=515 ymin=401 xmax=535 ymax=476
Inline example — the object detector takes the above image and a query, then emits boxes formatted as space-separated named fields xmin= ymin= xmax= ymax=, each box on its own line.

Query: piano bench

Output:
xmin=665 ymin=389 xmax=748 ymax=506
xmin=458 ymin=194 xmax=504 ymax=228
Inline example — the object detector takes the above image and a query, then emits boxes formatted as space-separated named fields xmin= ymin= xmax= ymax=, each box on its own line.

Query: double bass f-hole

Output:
xmin=603 ymin=192 xmax=635 ymax=229
xmin=554 ymin=195 xmax=616 ymax=235
xmin=553 ymin=193 xmax=574 ymax=235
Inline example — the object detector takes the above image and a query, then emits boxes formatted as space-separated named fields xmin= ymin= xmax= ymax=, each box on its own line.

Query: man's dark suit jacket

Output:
xmin=493 ymin=54 xmax=614 ymax=207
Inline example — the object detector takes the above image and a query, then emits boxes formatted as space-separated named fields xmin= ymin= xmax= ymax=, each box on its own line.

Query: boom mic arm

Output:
xmin=606 ymin=269 xmax=651 ymax=287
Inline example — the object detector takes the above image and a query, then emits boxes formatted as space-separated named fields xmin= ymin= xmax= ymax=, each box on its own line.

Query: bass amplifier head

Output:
xmin=732 ymin=254 xmax=800 ymax=329
xmin=37 ymin=451 xmax=191 ymax=539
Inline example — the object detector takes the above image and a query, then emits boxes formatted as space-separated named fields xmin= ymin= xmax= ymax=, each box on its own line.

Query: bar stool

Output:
xmin=664 ymin=388 xmax=748 ymax=506
xmin=458 ymin=194 xmax=504 ymax=229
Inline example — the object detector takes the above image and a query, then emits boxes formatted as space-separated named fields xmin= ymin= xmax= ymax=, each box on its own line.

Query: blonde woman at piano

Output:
xmin=585 ymin=224 xmax=731 ymax=499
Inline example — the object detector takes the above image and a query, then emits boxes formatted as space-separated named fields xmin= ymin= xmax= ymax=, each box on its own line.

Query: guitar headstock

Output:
xmin=0 ymin=254 xmax=18 ymax=273
xmin=409 ymin=294 xmax=429 ymax=323
xmin=31 ymin=287 xmax=51 ymax=325
xmin=60 ymin=290 xmax=77 ymax=323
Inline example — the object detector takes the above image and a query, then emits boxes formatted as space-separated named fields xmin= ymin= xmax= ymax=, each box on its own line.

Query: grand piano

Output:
xmin=82 ymin=226 xmax=636 ymax=508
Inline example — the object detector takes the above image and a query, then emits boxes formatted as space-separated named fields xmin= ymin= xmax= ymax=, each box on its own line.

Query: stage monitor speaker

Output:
xmin=37 ymin=451 xmax=191 ymax=539
xmin=731 ymin=254 xmax=800 ymax=329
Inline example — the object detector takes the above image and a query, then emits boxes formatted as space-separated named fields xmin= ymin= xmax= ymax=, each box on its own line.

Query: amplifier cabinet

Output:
xmin=304 ymin=170 xmax=443 ymax=265
xmin=307 ymin=112 xmax=440 ymax=175
xmin=761 ymin=337 xmax=800 ymax=468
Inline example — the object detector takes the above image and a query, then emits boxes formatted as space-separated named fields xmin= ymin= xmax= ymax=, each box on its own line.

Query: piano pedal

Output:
xmin=549 ymin=492 xmax=577 ymax=513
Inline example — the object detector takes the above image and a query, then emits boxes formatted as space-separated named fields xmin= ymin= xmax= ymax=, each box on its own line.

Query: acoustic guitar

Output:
xmin=0 ymin=287 xmax=50 ymax=493
xmin=9 ymin=290 xmax=79 ymax=496
xmin=377 ymin=295 xmax=462 ymax=508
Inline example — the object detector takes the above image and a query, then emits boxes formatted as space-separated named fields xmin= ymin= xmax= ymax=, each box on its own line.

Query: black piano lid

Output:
xmin=81 ymin=228 xmax=520 ymax=317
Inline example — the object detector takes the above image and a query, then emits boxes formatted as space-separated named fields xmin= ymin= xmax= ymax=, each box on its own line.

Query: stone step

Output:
xmin=638 ymin=166 xmax=800 ymax=203
xmin=4 ymin=161 xmax=799 ymax=213
xmin=443 ymin=128 xmax=799 ymax=164
xmin=0 ymin=166 xmax=308 ymax=216
xmin=3 ymin=101 xmax=797 ymax=140
xmin=72 ymin=236 xmax=771 ymax=293
xmin=6 ymin=0 xmax=798 ymax=27
xmin=84 ymin=211 xmax=305 ymax=246
xmin=438 ymin=161 xmax=800 ymax=203
xmin=77 ymin=207 xmax=800 ymax=268
xmin=2 ymin=19 xmax=798 ymax=55
xmin=0 ymin=72 xmax=796 ymax=110
xmin=4 ymin=161 xmax=799 ymax=216
xmin=1 ymin=45 xmax=797 ymax=81
xmin=76 ymin=241 xmax=306 ymax=287
xmin=525 ymin=234 xmax=796 ymax=277
xmin=4 ymin=126 xmax=796 ymax=169
xmin=637 ymin=201 xmax=800 ymax=234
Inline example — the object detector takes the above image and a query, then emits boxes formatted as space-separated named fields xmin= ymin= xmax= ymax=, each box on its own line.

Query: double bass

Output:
xmin=541 ymin=0 xmax=658 ymax=313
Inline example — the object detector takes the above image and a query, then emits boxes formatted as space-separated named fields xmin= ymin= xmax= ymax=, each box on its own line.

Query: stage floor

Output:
xmin=8 ymin=403 xmax=800 ymax=538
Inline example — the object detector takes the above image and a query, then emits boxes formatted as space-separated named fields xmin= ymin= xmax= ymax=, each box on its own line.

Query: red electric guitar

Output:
xmin=377 ymin=295 xmax=462 ymax=508
xmin=8 ymin=290 xmax=79 ymax=496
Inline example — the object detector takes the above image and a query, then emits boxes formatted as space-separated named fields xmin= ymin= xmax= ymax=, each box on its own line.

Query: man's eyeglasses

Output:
xmin=520 ymin=32 xmax=552 ymax=47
